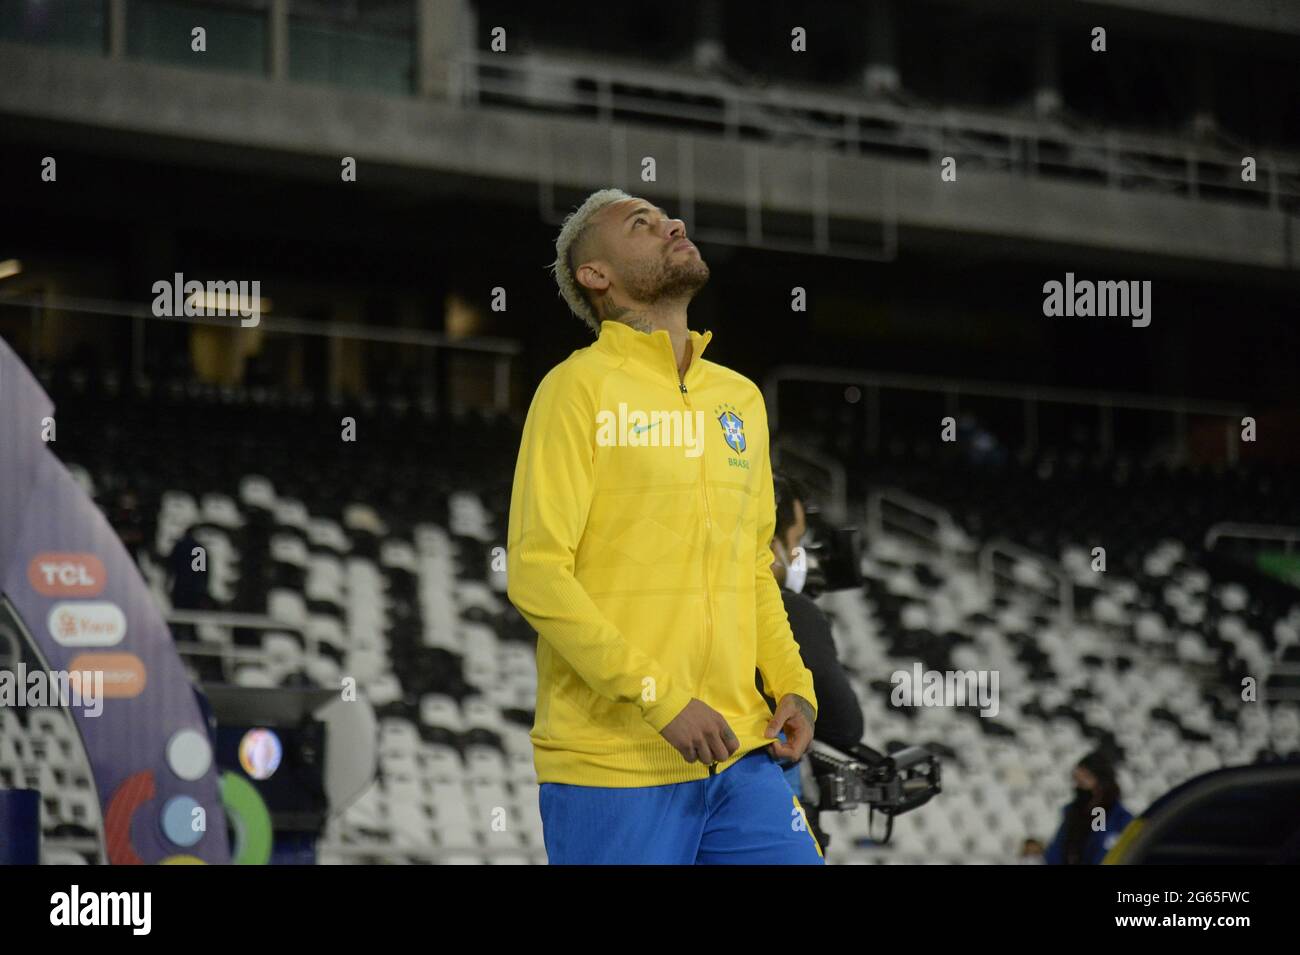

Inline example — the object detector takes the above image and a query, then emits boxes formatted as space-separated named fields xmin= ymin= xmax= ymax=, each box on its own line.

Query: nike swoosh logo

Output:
xmin=631 ymin=422 xmax=661 ymax=434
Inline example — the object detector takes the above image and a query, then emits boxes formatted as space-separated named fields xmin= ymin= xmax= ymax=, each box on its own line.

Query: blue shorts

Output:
xmin=538 ymin=748 xmax=825 ymax=865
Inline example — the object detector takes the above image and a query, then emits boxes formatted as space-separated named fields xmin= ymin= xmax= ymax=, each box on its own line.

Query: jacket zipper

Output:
xmin=680 ymin=377 xmax=714 ymax=699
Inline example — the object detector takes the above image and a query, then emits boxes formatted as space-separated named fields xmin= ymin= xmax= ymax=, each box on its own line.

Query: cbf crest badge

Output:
xmin=715 ymin=403 xmax=746 ymax=453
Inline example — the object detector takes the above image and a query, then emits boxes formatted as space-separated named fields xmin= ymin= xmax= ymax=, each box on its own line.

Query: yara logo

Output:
xmin=595 ymin=404 xmax=706 ymax=458
xmin=152 ymin=273 xmax=262 ymax=327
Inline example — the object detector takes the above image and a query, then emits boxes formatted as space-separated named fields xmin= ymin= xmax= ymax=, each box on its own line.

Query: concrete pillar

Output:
xmin=1034 ymin=15 xmax=1062 ymax=116
xmin=268 ymin=0 xmax=289 ymax=80
xmin=329 ymin=303 xmax=366 ymax=398
xmin=1191 ymin=48 xmax=1217 ymax=138
xmin=108 ymin=0 xmax=127 ymax=59
xmin=863 ymin=0 xmax=899 ymax=97
xmin=693 ymin=0 xmax=724 ymax=72
xmin=417 ymin=0 xmax=473 ymax=101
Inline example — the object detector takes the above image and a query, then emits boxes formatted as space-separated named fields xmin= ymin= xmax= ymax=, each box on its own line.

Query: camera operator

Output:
xmin=751 ymin=475 xmax=945 ymax=850
xmin=757 ymin=474 xmax=864 ymax=846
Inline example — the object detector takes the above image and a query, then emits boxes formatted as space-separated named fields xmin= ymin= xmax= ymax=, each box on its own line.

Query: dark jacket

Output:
xmin=756 ymin=588 xmax=864 ymax=752
xmin=1044 ymin=800 xmax=1135 ymax=864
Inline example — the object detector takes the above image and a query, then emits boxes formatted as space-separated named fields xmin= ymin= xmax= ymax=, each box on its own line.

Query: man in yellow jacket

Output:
xmin=506 ymin=187 xmax=823 ymax=864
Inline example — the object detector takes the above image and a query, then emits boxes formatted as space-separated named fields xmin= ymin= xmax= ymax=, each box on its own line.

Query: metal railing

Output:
xmin=17 ymin=1 xmax=1299 ymax=219
xmin=1205 ymin=522 xmax=1300 ymax=552
xmin=1202 ymin=526 xmax=1300 ymax=701
xmin=0 ymin=292 xmax=520 ymax=412
xmin=457 ymin=49 xmax=1300 ymax=217
xmin=867 ymin=487 xmax=964 ymax=560
xmin=166 ymin=610 xmax=308 ymax=681
xmin=764 ymin=364 xmax=1250 ymax=464
xmin=774 ymin=438 xmax=849 ymax=524
xmin=11 ymin=4 xmax=1300 ymax=214
xmin=979 ymin=538 xmax=1074 ymax=628
xmin=534 ymin=122 xmax=899 ymax=262
xmin=11 ymin=11 xmax=1298 ymax=265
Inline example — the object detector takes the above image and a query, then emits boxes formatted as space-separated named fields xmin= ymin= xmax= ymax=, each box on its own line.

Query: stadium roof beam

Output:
xmin=1075 ymin=0 xmax=1300 ymax=36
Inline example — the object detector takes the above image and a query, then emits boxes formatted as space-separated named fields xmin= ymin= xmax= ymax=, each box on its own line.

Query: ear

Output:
xmin=575 ymin=261 xmax=610 ymax=295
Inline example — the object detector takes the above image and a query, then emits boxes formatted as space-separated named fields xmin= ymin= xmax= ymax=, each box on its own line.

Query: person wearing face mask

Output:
xmin=757 ymin=474 xmax=865 ymax=810
xmin=1044 ymin=749 xmax=1135 ymax=864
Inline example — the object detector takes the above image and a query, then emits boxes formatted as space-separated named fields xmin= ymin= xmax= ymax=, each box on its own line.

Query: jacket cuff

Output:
xmin=640 ymin=684 xmax=694 ymax=734
xmin=779 ymin=679 xmax=818 ymax=721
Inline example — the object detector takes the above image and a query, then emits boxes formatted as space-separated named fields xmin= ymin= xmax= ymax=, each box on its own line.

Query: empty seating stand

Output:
xmin=11 ymin=366 xmax=1296 ymax=864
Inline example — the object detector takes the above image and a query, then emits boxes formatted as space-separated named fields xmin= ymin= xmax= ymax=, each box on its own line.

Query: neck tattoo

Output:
xmin=599 ymin=302 xmax=652 ymax=334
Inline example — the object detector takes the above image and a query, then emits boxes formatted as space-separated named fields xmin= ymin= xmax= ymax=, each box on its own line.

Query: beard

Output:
xmin=620 ymin=249 xmax=710 ymax=304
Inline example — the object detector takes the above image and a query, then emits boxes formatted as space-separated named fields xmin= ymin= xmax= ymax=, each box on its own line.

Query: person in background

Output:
xmin=167 ymin=526 xmax=207 ymax=609
xmin=759 ymin=473 xmax=864 ymax=850
xmin=1018 ymin=837 xmax=1046 ymax=864
xmin=1044 ymin=749 xmax=1134 ymax=864
xmin=764 ymin=473 xmax=864 ymax=757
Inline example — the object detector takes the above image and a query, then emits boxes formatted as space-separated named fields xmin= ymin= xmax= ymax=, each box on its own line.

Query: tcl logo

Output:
xmin=28 ymin=553 xmax=106 ymax=597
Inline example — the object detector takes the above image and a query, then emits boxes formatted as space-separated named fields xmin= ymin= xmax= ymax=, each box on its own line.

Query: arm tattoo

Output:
xmin=792 ymin=695 xmax=816 ymax=727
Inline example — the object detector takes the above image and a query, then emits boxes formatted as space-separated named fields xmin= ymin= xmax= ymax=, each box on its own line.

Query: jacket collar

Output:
xmin=595 ymin=319 xmax=713 ymax=385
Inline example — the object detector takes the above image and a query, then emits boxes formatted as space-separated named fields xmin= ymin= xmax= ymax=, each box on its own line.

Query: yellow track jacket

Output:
xmin=506 ymin=319 xmax=817 ymax=787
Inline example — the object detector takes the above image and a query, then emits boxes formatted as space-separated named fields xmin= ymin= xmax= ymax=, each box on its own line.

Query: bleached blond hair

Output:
xmin=549 ymin=187 xmax=634 ymax=335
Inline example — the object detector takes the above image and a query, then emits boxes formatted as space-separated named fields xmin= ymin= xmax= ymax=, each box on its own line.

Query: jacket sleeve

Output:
xmin=505 ymin=363 xmax=694 ymax=732
xmin=750 ymin=398 xmax=818 ymax=717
